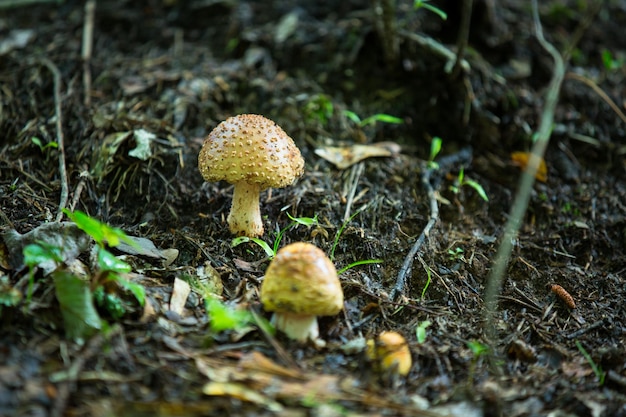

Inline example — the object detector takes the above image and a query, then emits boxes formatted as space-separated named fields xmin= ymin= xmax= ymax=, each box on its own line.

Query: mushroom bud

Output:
xmin=366 ymin=331 xmax=412 ymax=377
xmin=260 ymin=242 xmax=344 ymax=343
xmin=198 ymin=114 xmax=304 ymax=237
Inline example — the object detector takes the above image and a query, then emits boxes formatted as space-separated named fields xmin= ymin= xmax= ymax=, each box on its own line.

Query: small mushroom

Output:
xmin=198 ymin=114 xmax=304 ymax=237
xmin=366 ymin=331 xmax=412 ymax=377
xmin=260 ymin=242 xmax=343 ymax=343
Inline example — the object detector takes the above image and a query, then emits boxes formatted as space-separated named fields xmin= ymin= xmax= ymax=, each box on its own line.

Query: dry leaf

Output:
xmin=239 ymin=351 xmax=304 ymax=380
xmin=202 ymin=382 xmax=283 ymax=412
xmin=510 ymin=151 xmax=548 ymax=182
xmin=139 ymin=297 xmax=157 ymax=323
xmin=315 ymin=142 xmax=401 ymax=169
xmin=169 ymin=277 xmax=191 ymax=315
xmin=196 ymin=262 xmax=223 ymax=297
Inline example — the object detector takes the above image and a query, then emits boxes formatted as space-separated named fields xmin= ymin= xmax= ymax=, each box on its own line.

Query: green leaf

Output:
xmin=463 ymin=179 xmax=489 ymax=202
xmin=429 ymin=137 xmax=442 ymax=162
xmin=363 ymin=114 xmax=403 ymax=125
xmin=53 ymin=270 xmax=102 ymax=343
xmin=414 ymin=0 xmax=447 ymax=20
xmin=63 ymin=209 xmax=135 ymax=248
xmin=286 ymin=212 xmax=318 ymax=227
xmin=31 ymin=137 xmax=43 ymax=150
xmin=97 ymin=248 xmax=132 ymax=273
xmin=343 ymin=110 xmax=361 ymax=124
xmin=420 ymin=264 xmax=432 ymax=299
xmin=415 ymin=320 xmax=432 ymax=344
xmin=110 ymin=273 xmax=146 ymax=306
xmin=360 ymin=114 xmax=403 ymax=127
xmin=206 ymin=297 xmax=252 ymax=333
xmin=576 ymin=340 xmax=605 ymax=385
xmin=338 ymin=259 xmax=383 ymax=274
xmin=23 ymin=242 xmax=63 ymax=267
xmin=467 ymin=340 xmax=489 ymax=357
xmin=231 ymin=236 xmax=275 ymax=259
xmin=94 ymin=287 xmax=126 ymax=320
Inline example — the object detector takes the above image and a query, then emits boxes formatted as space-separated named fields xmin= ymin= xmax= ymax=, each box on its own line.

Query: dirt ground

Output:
xmin=1 ymin=0 xmax=626 ymax=416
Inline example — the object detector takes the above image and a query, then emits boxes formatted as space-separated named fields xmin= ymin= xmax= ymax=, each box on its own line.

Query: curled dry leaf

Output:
xmin=510 ymin=151 xmax=548 ymax=182
xmin=315 ymin=141 xmax=401 ymax=169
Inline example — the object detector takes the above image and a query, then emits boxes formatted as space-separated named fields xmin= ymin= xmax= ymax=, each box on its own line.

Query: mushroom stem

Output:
xmin=228 ymin=181 xmax=263 ymax=237
xmin=271 ymin=312 xmax=318 ymax=342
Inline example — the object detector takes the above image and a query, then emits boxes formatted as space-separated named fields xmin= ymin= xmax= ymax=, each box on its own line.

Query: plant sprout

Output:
xmin=415 ymin=320 xmax=432 ymax=344
xmin=231 ymin=213 xmax=319 ymax=259
xmin=343 ymin=110 xmax=403 ymax=127
xmin=414 ymin=0 xmax=447 ymax=20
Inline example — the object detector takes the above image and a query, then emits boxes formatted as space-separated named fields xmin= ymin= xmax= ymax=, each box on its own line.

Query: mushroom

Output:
xmin=366 ymin=331 xmax=412 ymax=377
xmin=260 ymin=242 xmax=343 ymax=343
xmin=198 ymin=114 xmax=304 ymax=237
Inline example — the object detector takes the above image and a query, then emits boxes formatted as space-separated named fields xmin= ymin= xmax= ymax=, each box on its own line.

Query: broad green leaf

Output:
xmin=206 ymin=297 xmax=252 ymax=333
xmin=94 ymin=287 xmax=126 ymax=320
xmin=23 ymin=242 xmax=63 ymax=267
xmin=63 ymin=209 xmax=135 ymax=248
xmin=53 ymin=270 xmax=102 ymax=343
xmin=97 ymin=248 xmax=132 ymax=273
xmin=286 ymin=212 xmax=318 ymax=227
xmin=108 ymin=273 xmax=146 ymax=306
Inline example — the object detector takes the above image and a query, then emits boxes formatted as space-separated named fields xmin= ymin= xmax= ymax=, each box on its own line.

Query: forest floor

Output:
xmin=1 ymin=1 xmax=626 ymax=416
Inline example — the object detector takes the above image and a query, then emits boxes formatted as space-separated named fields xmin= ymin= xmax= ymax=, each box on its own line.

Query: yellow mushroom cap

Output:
xmin=198 ymin=114 xmax=304 ymax=189
xmin=366 ymin=331 xmax=412 ymax=376
xmin=260 ymin=242 xmax=343 ymax=317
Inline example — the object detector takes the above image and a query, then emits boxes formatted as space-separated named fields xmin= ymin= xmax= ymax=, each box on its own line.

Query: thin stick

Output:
xmin=82 ymin=0 xmax=96 ymax=107
xmin=69 ymin=171 xmax=88 ymax=212
xmin=50 ymin=326 xmax=122 ymax=417
xmin=391 ymin=147 xmax=472 ymax=300
xmin=391 ymin=162 xmax=438 ymax=301
xmin=343 ymin=162 xmax=364 ymax=222
xmin=565 ymin=72 xmax=626 ymax=126
xmin=450 ymin=0 xmax=473 ymax=78
xmin=41 ymin=59 xmax=70 ymax=222
xmin=482 ymin=0 xmax=565 ymax=349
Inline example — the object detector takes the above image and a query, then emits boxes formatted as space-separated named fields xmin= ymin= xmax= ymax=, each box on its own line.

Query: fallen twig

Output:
xmin=41 ymin=59 xmax=70 ymax=222
xmin=565 ymin=72 xmax=626 ymax=126
xmin=50 ymin=325 xmax=123 ymax=417
xmin=391 ymin=147 xmax=473 ymax=301
xmin=390 ymin=165 xmax=437 ymax=302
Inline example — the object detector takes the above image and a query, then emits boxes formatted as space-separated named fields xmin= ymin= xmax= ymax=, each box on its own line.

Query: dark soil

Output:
xmin=1 ymin=1 xmax=626 ymax=416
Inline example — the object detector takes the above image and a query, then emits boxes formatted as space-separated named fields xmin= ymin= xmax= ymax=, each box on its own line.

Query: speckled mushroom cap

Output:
xmin=261 ymin=242 xmax=343 ymax=316
xmin=198 ymin=114 xmax=304 ymax=189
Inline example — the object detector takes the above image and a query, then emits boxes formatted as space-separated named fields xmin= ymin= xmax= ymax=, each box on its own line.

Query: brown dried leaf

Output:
xmin=510 ymin=151 xmax=548 ymax=182
xmin=315 ymin=142 xmax=401 ymax=169
xmin=169 ymin=277 xmax=191 ymax=315
xmin=202 ymin=382 xmax=283 ymax=412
